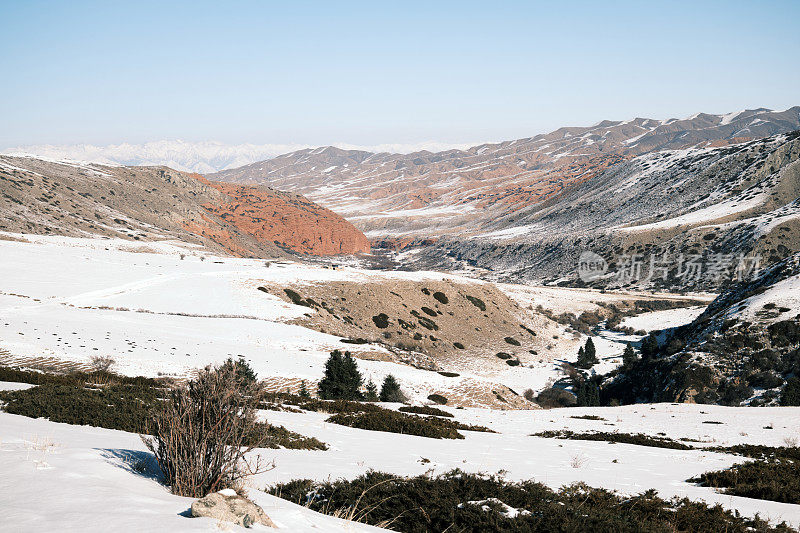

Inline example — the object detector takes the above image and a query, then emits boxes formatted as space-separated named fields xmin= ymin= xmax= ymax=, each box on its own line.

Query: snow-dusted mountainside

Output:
xmin=415 ymin=130 xmax=800 ymax=290
xmin=605 ymin=252 xmax=800 ymax=406
xmin=0 ymin=235 xmax=705 ymax=409
xmin=0 ymin=155 xmax=370 ymax=257
xmin=211 ymin=107 xmax=800 ymax=238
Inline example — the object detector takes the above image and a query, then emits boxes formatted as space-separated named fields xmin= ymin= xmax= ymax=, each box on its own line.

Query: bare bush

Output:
xmin=89 ymin=355 xmax=116 ymax=373
xmin=570 ymin=454 xmax=588 ymax=469
xmin=523 ymin=388 xmax=536 ymax=402
xmin=142 ymin=362 xmax=272 ymax=497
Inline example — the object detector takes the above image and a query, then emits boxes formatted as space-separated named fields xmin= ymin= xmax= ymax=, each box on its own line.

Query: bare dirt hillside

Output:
xmin=0 ymin=156 xmax=369 ymax=257
xmin=258 ymin=277 xmax=575 ymax=370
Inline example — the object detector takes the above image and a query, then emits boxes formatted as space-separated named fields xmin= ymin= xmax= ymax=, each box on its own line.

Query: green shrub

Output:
xmin=398 ymin=405 xmax=454 ymax=418
xmin=504 ymin=336 xmax=520 ymax=346
xmin=465 ymin=295 xmax=486 ymax=311
xmin=432 ymin=291 xmax=449 ymax=304
xmin=283 ymin=288 xmax=315 ymax=307
xmin=411 ymin=310 xmax=439 ymax=330
xmin=371 ymin=313 xmax=390 ymax=328
xmin=0 ymin=365 xmax=162 ymax=388
xmin=326 ymin=409 xmax=492 ymax=439
xmin=689 ymin=459 xmax=800 ymax=504
xmin=219 ymin=357 xmax=257 ymax=387
xmin=427 ymin=393 xmax=448 ymax=405
xmin=326 ymin=411 xmax=464 ymax=439
xmin=532 ymin=430 xmax=694 ymax=450
xmin=0 ymin=382 xmax=160 ymax=434
xmin=256 ymin=423 xmax=328 ymax=450
xmin=495 ymin=352 xmax=512 ymax=360
xmin=268 ymin=470 xmax=790 ymax=532
xmin=781 ymin=377 xmax=800 ymax=406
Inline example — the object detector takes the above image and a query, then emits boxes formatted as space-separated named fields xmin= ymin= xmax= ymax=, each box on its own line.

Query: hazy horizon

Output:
xmin=2 ymin=0 xmax=799 ymax=149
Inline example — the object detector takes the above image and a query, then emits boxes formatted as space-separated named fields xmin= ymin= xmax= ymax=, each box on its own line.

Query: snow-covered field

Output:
xmin=0 ymin=234 xmax=684 ymax=405
xmin=0 ymin=410 xmax=384 ymax=532
xmin=2 ymin=235 xmax=800 ymax=530
xmin=2 ymin=402 xmax=799 ymax=531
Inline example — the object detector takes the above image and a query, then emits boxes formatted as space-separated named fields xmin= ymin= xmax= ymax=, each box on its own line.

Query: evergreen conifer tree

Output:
xmin=641 ymin=333 xmax=659 ymax=360
xmin=318 ymin=350 xmax=363 ymax=400
xmin=379 ymin=374 xmax=406 ymax=402
xmin=364 ymin=380 xmax=379 ymax=402
xmin=622 ymin=342 xmax=637 ymax=369
xmin=575 ymin=338 xmax=600 ymax=369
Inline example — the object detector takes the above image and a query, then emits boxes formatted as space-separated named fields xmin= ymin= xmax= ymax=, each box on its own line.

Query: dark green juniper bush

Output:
xmin=268 ymin=470 xmax=792 ymax=532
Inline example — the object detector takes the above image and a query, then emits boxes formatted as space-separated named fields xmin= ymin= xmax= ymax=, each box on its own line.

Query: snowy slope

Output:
xmin=0 ymin=411 xmax=386 ymax=532
xmin=2 ymin=402 xmax=799 ymax=530
xmin=0 ymin=234 xmax=709 ymax=407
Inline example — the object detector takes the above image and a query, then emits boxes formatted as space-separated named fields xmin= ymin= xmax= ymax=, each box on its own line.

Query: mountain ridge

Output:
xmin=211 ymin=106 xmax=800 ymax=239
xmin=0 ymin=156 xmax=370 ymax=257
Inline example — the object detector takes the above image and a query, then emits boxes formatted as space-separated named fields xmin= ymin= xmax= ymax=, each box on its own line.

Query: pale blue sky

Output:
xmin=1 ymin=0 xmax=798 ymax=148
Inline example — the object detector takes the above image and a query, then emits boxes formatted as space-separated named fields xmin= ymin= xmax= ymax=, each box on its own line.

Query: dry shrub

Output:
xmin=89 ymin=355 xmax=116 ymax=373
xmin=142 ymin=362 xmax=272 ymax=497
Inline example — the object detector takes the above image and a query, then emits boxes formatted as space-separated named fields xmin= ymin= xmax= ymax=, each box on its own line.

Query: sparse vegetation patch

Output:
xmin=268 ymin=470 xmax=790 ymax=532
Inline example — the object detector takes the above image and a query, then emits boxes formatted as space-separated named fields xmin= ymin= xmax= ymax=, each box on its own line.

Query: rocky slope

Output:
xmin=604 ymin=252 xmax=800 ymax=406
xmin=413 ymin=130 xmax=800 ymax=290
xmin=212 ymin=107 xmax=800 ymax=239
xmin=0 ymin=156 xmax=369 ymax=257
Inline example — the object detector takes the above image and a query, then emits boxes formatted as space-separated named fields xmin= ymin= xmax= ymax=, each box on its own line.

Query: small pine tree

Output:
xmin=575 ymin=338 xmax=599 ymax=369
xmin=379 ymin=374 xmax=406 ymax=403
xmin=622 ymin=343 xmax=637 ymax=368
xmin=318 ymin=350 xmax=363 ymax=400
xmin=585 ymin=338 xmax=598 ymax=364
xmin=299 ymin=380 xmax=311 ymax=399
xmin=364 ymin=380 xmax=379 ymax=402
xmin=641 ymin=333 xmax=659 ymax=360
xmin=576 ymin=380 xmax=600 ymax=407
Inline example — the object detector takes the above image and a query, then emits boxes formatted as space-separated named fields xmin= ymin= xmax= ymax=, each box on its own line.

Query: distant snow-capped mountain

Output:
xmin=0 ymin=140 xmax=310 ymax=174
xmin=0 ymin=140 xmax=478 ymax=174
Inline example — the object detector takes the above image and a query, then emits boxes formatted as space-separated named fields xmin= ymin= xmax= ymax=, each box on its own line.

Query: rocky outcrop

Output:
xmin=195 ymin=177 xmax=370 ymax=255
xmin=191 ymin=489 xmax=275 ymax=528
xmin=604 ymin=252 xmax=800 ymax=406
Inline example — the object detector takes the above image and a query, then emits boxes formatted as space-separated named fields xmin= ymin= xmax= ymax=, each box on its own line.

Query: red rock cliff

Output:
xmin=191 ymin=175 xmax=371 ymax=256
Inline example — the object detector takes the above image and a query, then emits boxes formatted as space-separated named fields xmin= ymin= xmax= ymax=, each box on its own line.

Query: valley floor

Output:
xmin=0 ymin=232 xmax=687 ymax=407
